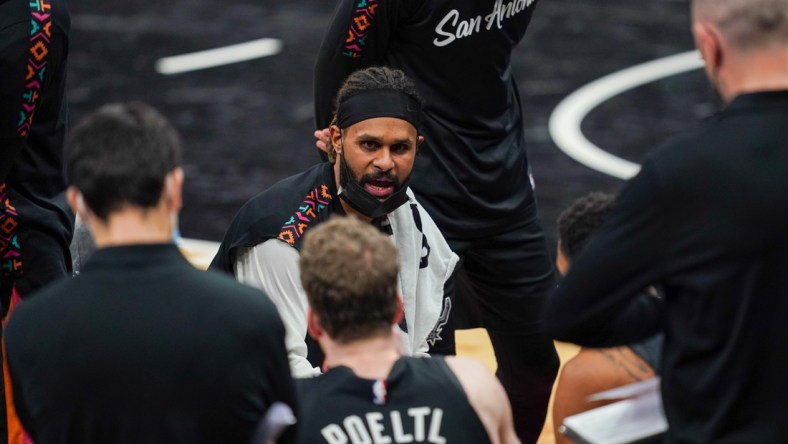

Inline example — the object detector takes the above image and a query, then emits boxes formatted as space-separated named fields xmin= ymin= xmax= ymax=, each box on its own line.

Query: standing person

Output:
xmin=314 ymin=1 xmax=559 ymax=440
xmin=0 ymin=0 xmax=73 ymax=441
xmin=4 ymin=102 xmax=297 ymax=444
xmin=0 ymin=0 xmax=73 ymax=305
xmin=297 ymin=216 xmax=520 ymax=444
xmin=211 ymin=67 xmax=458 ymax=378
xmin=545 ymin=0 xmax=788 ymax=441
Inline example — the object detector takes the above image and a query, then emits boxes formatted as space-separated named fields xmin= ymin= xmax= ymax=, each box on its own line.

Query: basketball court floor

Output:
xmin=68 ymin=0 xmax=717 ymax=441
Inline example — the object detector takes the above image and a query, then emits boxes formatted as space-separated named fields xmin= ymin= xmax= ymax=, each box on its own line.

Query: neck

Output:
xmin=720 ymin=47 xmax=788 ymax=102
xmin=321 ymin=331 xmax=402 ymax=379
xmin=89 ymin=206 xmax=174 ymax=248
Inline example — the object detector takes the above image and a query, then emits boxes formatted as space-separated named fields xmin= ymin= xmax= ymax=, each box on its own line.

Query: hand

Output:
xmin=314 ymin=128 xmax=331 ymax=154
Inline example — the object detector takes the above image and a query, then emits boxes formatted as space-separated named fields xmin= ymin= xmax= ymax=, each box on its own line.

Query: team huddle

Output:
xmin=1 ymin=0 xmax=787 ymax=443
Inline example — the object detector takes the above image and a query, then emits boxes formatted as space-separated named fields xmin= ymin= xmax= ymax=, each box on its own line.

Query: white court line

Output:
xmin=155 ymin=38 xmax=283 ymax=75
xmin=548 ymin=50 xmax=704 ymax=179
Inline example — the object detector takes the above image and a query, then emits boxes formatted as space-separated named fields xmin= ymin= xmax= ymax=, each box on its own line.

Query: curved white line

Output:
xmin=548 ymin=50 xmax=704 ymax=179
xmin=156 ymin=38 xmax=283 ymax=75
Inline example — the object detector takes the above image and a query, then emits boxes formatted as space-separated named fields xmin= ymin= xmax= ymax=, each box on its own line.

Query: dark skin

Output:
xmin=328 ymin=117 xmax=423 ymax=222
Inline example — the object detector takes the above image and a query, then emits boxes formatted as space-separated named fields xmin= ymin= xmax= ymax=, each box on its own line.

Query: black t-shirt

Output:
xmin=315 ymin=0 xmax=540 ymax=238
xmin=297 ymin=356 xmax=491 ymax=444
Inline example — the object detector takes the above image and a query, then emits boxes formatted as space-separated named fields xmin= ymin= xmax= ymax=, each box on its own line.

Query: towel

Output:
xmin=388 ymin=189 xmax=459 ymax=356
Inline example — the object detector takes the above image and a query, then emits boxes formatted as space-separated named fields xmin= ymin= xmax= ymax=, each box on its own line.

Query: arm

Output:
xmin=258 ymin=307 xmax=299 ymax=444
xmin=313 ymin=0 xmax=400 ymax=129
xmin=446 ymin=356 xmax=521 ymax=444
xmin=235 ymin=239 xmax=321 ymax=378
xmin=545 ymin=160 xmax=668 ymax=346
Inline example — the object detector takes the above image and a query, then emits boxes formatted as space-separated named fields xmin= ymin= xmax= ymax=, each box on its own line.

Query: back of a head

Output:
xmin=557 ymin=192 xmax=616 ymax=261
xmin=299 ymin=216 xmax=399 ymax=343
xmin=692 ymin=0 xmax=788 ymax=51
xmin=66 ymin=102 xmax=182 ymax=221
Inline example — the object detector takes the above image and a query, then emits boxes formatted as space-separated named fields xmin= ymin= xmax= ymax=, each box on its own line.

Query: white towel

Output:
xmin=388 ymin=189 xmax=459 ymax=356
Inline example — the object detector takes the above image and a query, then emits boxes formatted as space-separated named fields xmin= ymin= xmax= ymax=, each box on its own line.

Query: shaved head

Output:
xmin=692 ymin=0 xmax=788 ymax=50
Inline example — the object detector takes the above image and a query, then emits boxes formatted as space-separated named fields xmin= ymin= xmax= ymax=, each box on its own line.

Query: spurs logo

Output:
xmin=427 ymin=297 xmax=452 ymax=347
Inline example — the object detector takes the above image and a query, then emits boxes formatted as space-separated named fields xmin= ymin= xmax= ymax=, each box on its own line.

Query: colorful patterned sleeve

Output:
xmin=0 ymin=0 xmax=62 ymax=181
xmin=313 ymin=0 xmax=399 ymax=129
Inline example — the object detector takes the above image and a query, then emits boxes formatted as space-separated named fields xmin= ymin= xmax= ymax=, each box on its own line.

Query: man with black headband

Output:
xmin=211 ymin=67 xmax=458 ymax=378
xmin=314 ymin=2 xmax=559 ymax=441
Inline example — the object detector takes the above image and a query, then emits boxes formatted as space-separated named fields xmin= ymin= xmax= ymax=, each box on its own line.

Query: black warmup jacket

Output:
xmin=5 ymin=244 xmax=297 ymax=444
xmin=546 ymin=91 xmax=788 ymax=444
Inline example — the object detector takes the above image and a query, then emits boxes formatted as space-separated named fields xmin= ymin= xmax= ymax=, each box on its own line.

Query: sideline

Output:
xmin=548 ymin=50 xmax=704 ymax=179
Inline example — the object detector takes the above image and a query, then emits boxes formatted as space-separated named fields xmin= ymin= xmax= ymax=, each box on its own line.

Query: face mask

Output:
xmin=337 ymin=147 xmax=410 ymax=219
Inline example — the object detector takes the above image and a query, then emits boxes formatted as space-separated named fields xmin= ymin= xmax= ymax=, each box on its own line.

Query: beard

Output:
xmin=338 ymin=150 xmax=411 ymax=219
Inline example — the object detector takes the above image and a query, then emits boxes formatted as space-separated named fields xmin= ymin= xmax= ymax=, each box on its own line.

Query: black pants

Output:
xmin=448 ymin=203 xmax=559 ymax=443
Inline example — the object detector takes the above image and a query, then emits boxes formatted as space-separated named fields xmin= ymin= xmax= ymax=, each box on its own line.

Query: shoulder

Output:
xmin=238 ymin=164 xmax=330 ymax=218
xmin=217 ymin=163 xmax=336 ymax=258
xmin=644 ymin=118 xmax=721 ymax=176
xmin=294 ymin=368 xmax=350 ymax=411
xmin=444 ymin=356 xmax=519 ymax=443
xmin=192 ymin=267 xmax=284 ymax=325
xmin=4 ymin=278 xmax=79 ymax=350
xmin=443 ymin=356 xmax=498 ymax=394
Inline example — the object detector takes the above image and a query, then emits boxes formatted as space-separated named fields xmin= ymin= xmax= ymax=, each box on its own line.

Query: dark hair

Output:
xmin=334 ymin=66 xmax=424 ymax=113
xmin=299 ymin=216 xmax=399 ymax=344
xmin=65 ymin=102 xmax=182 ymax=221
xmin=557 ymin=192 xmax=616 ymax=259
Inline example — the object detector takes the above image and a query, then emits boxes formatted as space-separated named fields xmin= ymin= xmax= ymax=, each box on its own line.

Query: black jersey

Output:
xmin=315 ymin=0 xmax=540 ymax=238
xmin=297 ymin=357 xmax=491 ymax=444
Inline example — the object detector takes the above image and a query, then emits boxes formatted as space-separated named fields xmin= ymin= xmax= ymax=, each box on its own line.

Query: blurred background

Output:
xmin=66 ymin=0 xmax=718 ymax=251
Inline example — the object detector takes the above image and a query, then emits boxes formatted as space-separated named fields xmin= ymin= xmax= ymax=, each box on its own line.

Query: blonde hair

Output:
xmin=693 ymin=0 xmax=788 ymax=50
xmin=299 ymin=216 xmax=399 ymax=343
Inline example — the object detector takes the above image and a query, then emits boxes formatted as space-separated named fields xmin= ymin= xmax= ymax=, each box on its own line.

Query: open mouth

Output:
xmin=363 ymin=179 xmax=395 ymax=199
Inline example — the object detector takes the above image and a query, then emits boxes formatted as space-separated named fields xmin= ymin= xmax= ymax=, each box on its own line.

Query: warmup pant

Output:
xmin=448 ymin=200 xmax=560 ymax=443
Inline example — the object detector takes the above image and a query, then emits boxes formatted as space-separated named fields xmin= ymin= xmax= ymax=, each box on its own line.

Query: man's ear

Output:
xmin=66 ymin=186 xmax=88 ymax=221
xmin=329 ymin=125 xmax=343 ymax=155
xmin=393 ymin=295 xmax=405 ymax=325
xmin=307 ymin=308 xmax=324 ymax=340
xmin=164 ymin=167 xmax=184 ymax=212
xmin=555 ymin=240 xmax=570 ymax=277
xmin=694 ymin=21 xmax=723 ymax=71
xmin=417 ymin=135 xmax=425 ymax=147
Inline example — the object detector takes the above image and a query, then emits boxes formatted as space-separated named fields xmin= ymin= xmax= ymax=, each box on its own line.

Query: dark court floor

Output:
xmin=66 ymin=0 xmax=719 ymax=251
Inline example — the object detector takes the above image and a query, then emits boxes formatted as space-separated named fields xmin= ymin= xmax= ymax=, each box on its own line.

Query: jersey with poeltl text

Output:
xmin=297 ymin=356 xmax=491 ymax=444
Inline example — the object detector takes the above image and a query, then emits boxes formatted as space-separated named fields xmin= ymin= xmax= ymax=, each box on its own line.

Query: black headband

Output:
xmin=335 ymin=89 xmax=421 ymax=130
